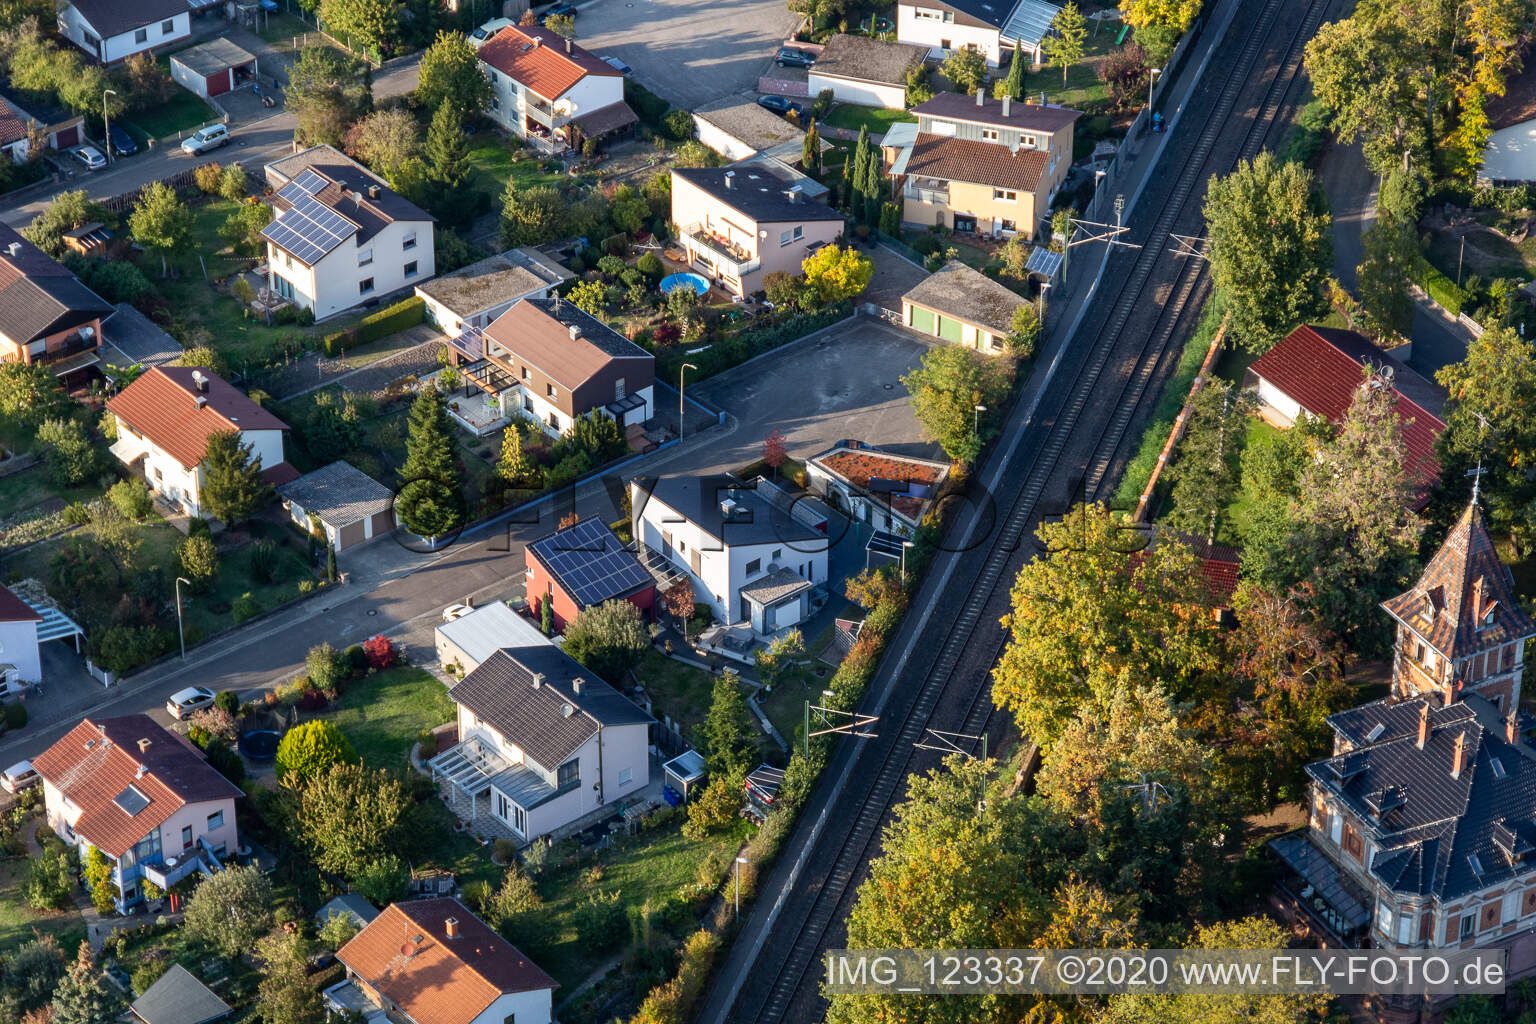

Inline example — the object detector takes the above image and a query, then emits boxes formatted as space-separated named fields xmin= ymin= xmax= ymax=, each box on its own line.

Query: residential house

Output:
xmin=32 ymin=715 xmax=243 ymax=912
xmin=0 ymin=223 xmax=113 ymax=387
xmin=263 ymin=143 xmax=379 ymax=192
xmin=807 ymin=34 xmax=927 ymax=109
xmin=886 ymin=92 xmax=1078 ymax=238
xmin=106 ymin=366 xmax=295 ymax=518
xmin=632 ymin=474 xmax=829 ymax=634
xmin=434 ymin=601 xmax=548 ymax=676
xmin=0 ymin=582 xmax=42 ymax=695
xmin=1246 ymin=325 xmax=1446 ymax=501
xmin=169 ymin=39 xmax=259 ymax=101
xmin=1479 ymin=63 xmax=1536 ymax=184
xmin=129 ymin=965 xmax=232 ymax=1024
xmin=901 ymin=259 xmax=1030 ymax=352
xmin=670 ymin=160 xmax=844 ymax=298
xmin=335 ymin=899 xmax=556 ymax=1024
xmin=0 ymin=95 xmax=83 ymax=160
xmin=805 ymin=440 xmax=950 ymax=539
xmin=450 ymin=297 xmax=654 ymax=437
xmin=278 ymin=460 xmax=395 ymax=552
xmin=415 ymin=247 xmax=572 ymax=337
xmin=525 ymin=518 xmax=656 ymax=633
xmin=693 ymin=95 xmax=813 ymax=164
xmin=1271 ymin=499 xmax=1536 ymax=1013
xmin=57 ymin=0 xmax=191 ymax=64
xmin=895 ymin=0 xmax=1062 ymax=66
xmin=477 ymin=25 xmax=637 ymax=155
xmin=261 ymin=161 xmax=435 ymax=321
xmin=429 ymin=645 xmax=652 ymax=841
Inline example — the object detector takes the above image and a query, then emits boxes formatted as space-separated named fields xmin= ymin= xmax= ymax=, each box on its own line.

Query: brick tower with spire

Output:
xmin=1380 ymin=498 xmax=1536 ymax=712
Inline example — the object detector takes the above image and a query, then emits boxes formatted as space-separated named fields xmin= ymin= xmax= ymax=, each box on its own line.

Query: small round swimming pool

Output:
xmin=659 ymin=272 xmax=709 ymax=296
xmin=238 ymin=730 xmax=280 ymax=760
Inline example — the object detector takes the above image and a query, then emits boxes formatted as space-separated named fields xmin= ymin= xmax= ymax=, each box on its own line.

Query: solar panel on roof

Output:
xmin=290 ymin=167 xmax=330 ymax=195
xmin=265 ymin=190 xmax=357 ymax=265
xmin=113 ymin=784 xmax=150 ymax=816
xmin=533 ymin=520 xmax=653 ymax=609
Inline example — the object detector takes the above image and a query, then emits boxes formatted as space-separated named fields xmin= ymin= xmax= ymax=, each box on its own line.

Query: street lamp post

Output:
xmin=900 ymin=539 xmax=914 ymax=586
xmin=1038 ymin=281 xmax=1051 ymax=325
xmin=1458 ymin=235 xmax=1466 ymax=287
xmin=174 ymin=577 xmax=192 ymax=660
xmin=735 ymin=856 xmax=749 ymax=919
xmin=974 ymin=404 xmax=987 ymax=437
xmin=679 ymin=362 xmax=698 ymax=440
xmin=102 ymin=88 xmax=117 ymax=165
xmin=1148 ymin=68 xmax=1162 ymax=115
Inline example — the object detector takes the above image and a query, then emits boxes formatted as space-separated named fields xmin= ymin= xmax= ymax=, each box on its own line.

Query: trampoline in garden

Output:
xmin=238 ymin=729 xmax=280 ymax=760
xmin=659 ymin=272 xmax=709 ymax=296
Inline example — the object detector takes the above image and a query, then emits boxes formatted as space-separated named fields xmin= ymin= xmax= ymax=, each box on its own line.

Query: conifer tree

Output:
xmin=851 ymin=125 xmax=871 ymax=207
xmin=803 ymin=118 xmax=822 ymax=176
xmin=1003 ymin=37 xmax=1026 ymax=99
xmin=200 ymin=430 xmax=275 ymax=525
xmin=396 ymin=384 xmax=463 ymax=543
xmin=497 ymin=427 xmax=531 ymax=486
xmin=426 ymin=100 xmax=469 ymax=191
xmin=51 ymin=941 xmax=118 ymax=1024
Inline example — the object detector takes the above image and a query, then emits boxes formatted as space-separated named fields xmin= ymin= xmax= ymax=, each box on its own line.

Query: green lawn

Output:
xmin=1218 ymin=416 xmax=1283 ymax=548
xmin=124 ymin=60 xmax=218 ymax=138
xmin=633 ymin=649 xmax=715 ymax=734
xmin=466 ymin=138 xmax=567 ymax=209
xmin=0 ymin=832 xmax=85 ymax=954
xmin=316 ymin=666 xmax=457 ymax=772
xmin=0 ymin=460 xmax=99 ymax=523
xmin=823 ymin=105 xmax=916 ymax=135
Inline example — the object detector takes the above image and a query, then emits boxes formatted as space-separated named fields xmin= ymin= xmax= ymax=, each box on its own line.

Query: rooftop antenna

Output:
xmin=1469 ymin=412 xmax=1489 ymax=507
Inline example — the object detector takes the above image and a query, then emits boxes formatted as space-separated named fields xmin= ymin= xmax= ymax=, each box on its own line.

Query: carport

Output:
xmin=34 ymin=604 xmax=84 ymax=651
xmin=170 ymin=38 xmax=259 ymax=100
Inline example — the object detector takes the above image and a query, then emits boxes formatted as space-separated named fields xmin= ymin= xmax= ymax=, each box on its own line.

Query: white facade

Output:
xmin=471 ymin=991 xmax=554 ymax=1024
xmin=111 ymin=419 xmax=285 ymax=518
xmin=1253 ymin=376 xmax=1305 ymax=427
xmin=482 ymin=58 xmax=624 ymax=153
xmin=897 ymin=3 xmax=1002 ymax=65
xmin=57 ymin=6 xmax=190 ymax=64
xmin=807 ymin=72 xmax=908 ymax=110
xmin=268 ymin=219 xmax=434 ymax=322
xmin=632 ymin=484 xmax=828 ymax=631
xmin=455 ymin=704 xmax=649 ymax=841
xmin=0 ymin=619 xmax=40 ymax=688
xmin=691 ymin=117 xmax=760 ymax=162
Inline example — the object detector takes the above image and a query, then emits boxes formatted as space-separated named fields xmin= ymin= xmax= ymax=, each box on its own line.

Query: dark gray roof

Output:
xmin=130 ymin=964 xmax=231 ymax=1024
xmin=1310 ymin=694 xmax=1536 ymax=901
xmin=0 ymin=224 xmax=112 ymax=344
xmin=932 ymin=0 xmax=1014 ymax=28
xmin=740 ymin=567 xmax=813 ymax=606
xmin=903 ymin=259 xmax=1027 ymax=336
xmin=811 ymin=34 xmax=926 ymax=87
xmin=278 ymin=460 xmax=393 ymax=527
xmin=102 ymin=304 xmax=182 ymax=369
xmin=639 ymin=475 xmax=826 ymax=548
xmin=673 ymin=165 xmax=844 ymax=225
xmin=448 ymin=647 xmax=651 ymax=771
xmin=65 ymin=0 xmax=187 ymax=39
xmin=915 ymin=92 xmax=1083 ymax=133
xmin=523 ymin=296 xmax=650 ymax=360
xmin=170 ymin=38 xmax=257 ymax=77
xmin=316 ymin=893 xmax=378 ymax=928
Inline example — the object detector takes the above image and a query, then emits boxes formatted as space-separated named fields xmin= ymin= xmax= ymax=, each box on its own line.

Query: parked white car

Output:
xmin=166 ymin=686 xmax=216 ymax=719
xmin=71 ymin=145 xmax=106 ymax=170
xmin=181 ymin=124 xmax=230 ymax=155
xmin=0 ymin=761 xmax=38 ymax=794
xmin=470 ymin=17 xmax=514 ymax=45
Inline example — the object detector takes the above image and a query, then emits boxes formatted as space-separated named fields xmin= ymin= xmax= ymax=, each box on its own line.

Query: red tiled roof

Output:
xmin=1249 ymin=326 xmax=1445 ymax=491
xmin=30 ymin=716 xmax=241 ymax=858
xmin=338 ymin=899 xmax=555 ymax=1024
xmin=106 ymin=366 xmax=288 ymax=469
xmin=261 ymin=461 xmax=301 ymax=487
xmin=0 ymin=98 xmax=27 ymax=148
xmin=812 ymin=446 xmax=948 ymax=521
xmin=904 ymin=132 xmax=1050 ymax=192
xmin=477 ymin=25 xmax=618 ymax=100
xmin=0 ymin=582 xmax=40 ymax=624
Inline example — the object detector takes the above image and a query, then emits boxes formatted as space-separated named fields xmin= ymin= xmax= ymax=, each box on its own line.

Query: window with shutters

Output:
xmin=1461 ymin=913 xmax=1476 ymax=940
xmin=1342 ymin=823 xmax=1365 ymax=862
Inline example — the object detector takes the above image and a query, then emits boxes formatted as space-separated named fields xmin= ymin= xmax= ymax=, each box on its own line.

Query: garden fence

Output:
xmin=96 ymin=164 xmax=216 ymax=215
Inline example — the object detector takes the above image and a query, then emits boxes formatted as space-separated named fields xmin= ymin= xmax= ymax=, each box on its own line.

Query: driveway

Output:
xmin=572 ymin=0 xmax=797 ymax=109
xmin=690 ymin=317 xmax=941 ymax=472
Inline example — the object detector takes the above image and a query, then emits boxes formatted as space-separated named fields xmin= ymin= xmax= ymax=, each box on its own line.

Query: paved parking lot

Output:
xmin=689 ymin=317 xmax=942 ymax=474
xmin=573 ymin=0 xmax=797 ymax=109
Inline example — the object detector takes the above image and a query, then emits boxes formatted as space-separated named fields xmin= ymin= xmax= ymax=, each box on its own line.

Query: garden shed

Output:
xmin=170 ymin=38 xmax=258 ymax=100
xmin=129 ymin=963 xmax=231 ymax=1024
xmin=662 ymin=748 xmax=706 ymax=803
xmin=276 ymin=460 xmax=395 ymax=552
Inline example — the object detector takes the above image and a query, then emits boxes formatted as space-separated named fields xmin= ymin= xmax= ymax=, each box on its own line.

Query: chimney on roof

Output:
xmin=569 ymin=323 xmax=581 ymax=341
xmin=1452 ymin=731 xmax=1468 ymax=779
xmin=1001 ymin=95 xmax=1010 ymax=117
xmin=565 ymin=36 xmax=572 ymax=54
xmin=532 ymin=672 xmax=545 ymax=689
xmin=1445 ymin=678 xmax=1464 ymax=708
xmin=572 ymin=677 xmax=584 ymax=694
xmin=724 ymin=170 xmax=734 ymax=190
xmin=1508 ymin=713 xmax=1521 ymax=745
xmin=138 ymin=737 xmax=151 ymax=753
xmin=532 ymin=36 xmax=541 ymax=48
xmin=191 ymin=370 xmax=208 ymax=393
xmin=367 ymin=184 xmax=380 ymax=200
xmin=1417 ymin=703 xmax=1430 ymax=749
xmin=975 ymin=88 xmax=984 ymax=107
xmin=444 ymin=916 xmax=460 ymax=939
xmin=194 ymin=396 xmax=208 ymax=409
xmin=4 ymin=242 xmax=19 ymax=257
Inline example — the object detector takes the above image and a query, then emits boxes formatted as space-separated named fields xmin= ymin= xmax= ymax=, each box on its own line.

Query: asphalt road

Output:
xmin=0 ymin=53 xmax=421 ymax=230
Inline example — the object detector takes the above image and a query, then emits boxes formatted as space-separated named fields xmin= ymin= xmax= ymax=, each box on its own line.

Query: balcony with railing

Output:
xmin=683 ymin=223 xmax=760 ymax=275
xmin=904 ymin=179 xmax=950 ymax=205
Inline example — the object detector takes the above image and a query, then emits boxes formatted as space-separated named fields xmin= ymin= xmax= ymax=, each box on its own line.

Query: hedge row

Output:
xmin=321 ymin=295 xmax=426 ymax=356
xmin=1416 ymin=260 xmax=1470 ymax=316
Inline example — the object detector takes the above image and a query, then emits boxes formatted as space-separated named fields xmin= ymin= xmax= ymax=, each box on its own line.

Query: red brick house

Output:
xmin=524 ymin=518 xmax=654 ymax=633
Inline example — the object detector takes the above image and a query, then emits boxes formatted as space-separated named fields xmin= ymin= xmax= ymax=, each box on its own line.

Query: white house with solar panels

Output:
xmin=896 ymin=0 xmax=1062 ymax=66
xmin=261 ymin=162 xmax=436 ymax=322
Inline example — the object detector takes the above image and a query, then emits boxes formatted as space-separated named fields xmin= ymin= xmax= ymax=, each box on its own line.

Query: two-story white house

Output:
xmin=57 ymin=0 xmax=191 ymax=64
xmin=0 ymin=583 xmax=42 ymax=695
xmin=429 ymin=643 xmax=652 ymax=843
xmin=632 ymin=475 xmax=830 ymax=634
xmin=895 ymin=0 xmax=1060 ymax=67
xmin=477 ymin=25 xmax=638 ymax=155
xmin=336 ymin=899 xmax=556 ymax=1024
xmin=670 ymin=160 xmax=845 ymax=299
xmin=106 ymin=366 xmax=296 ymax=518
xmin=261 ymin=162 xmax=435 ymax=322
xmin=32 ymin=715 xmax=243 ymax=912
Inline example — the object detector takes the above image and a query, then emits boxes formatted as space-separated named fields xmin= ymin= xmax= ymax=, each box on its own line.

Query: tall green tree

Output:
xmin=1304 ymin=16 xmax=1428 ymax=176
xmin=1163 ymin=379 xmax=1251 ymax=543
xmin=319 ymin=0 xmax=399 ymax=56
xmin=850 ymin=124 xmax=871 ymax=210
xmin=200 ymin=430 xmax=276 ymax=525
xmin=50 ymin=941 xmax=118 ymax=1024
xmin=128 ymin=181 xmax=191 ymax=277
xmin=700 ymin=669 xmax=755 ymax=778
xmin=1001 ymin=38 xmax=1026 ymax=100
xmin=288 ymin=46 xmax=371 ymax=146
xmin=497 ymin=426 xmax=531 ymax=485
xmin=347 ymin=107 xmax=421 ymax=189
xmin=1203 ymin=152 xmax=1332 ymax=352
xmin=182 ymin=866 xmax=274 ymax=959
xmin=500 ymin=182 xmax=565 ymax=247
xmin=562 ymin=598 xmax=649 ymax=683
xmin=1044 ymin=2 xmax=1087 ymax=85
xmin=0 ymin=362 xmax=69 ymax=426
xmin=1435 ymin=325 xmax=1536 ymax=553
xmin=425 ymin=100 xmax=473 ymax=224
xmin=298 ymin=763 xmax=409 ymax=880
xmin=941 ymin=47 xmax=987 ymax=93
xmin=1355 ymin=218 xmax=1417 ymax=342
xmin=396 ymin=384 xmax=464 ymax=542
xmin=900 ymin=344 xmax=1015 ymax=463
xmin=256 ymin=930 xmax=326 ymax=1024
xmin=991 ymin=505 xmax=1221 ymax=746
xmin=802 ymin=117 xmax=823 ymax=175
xmin=416 ymin=30 xmax=492 ymax=118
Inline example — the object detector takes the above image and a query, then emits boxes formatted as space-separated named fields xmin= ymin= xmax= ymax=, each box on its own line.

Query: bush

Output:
xmin=231 ymin=592 xmax=260 ymax=623
xmin=23 ymin=841 xmax=73 ymax=910
xmin=131 ymin=957 xmax=171 ymax=996
xmin=3 ymin=703 xmax=26 ymax=731
xmin=602 ymin=232 xmax=629 ymax=256
xmin=63 ymin=501 xmax=91 ymax=525
xmin=214 ymin=690 xmax=239 ymax=715
xmin=1416 ymin=260 xmax=1470 ymax=315
xmin=93 ymin=624 xmax=167 ymax=674
xmin=596 ymin=254 xmax=627 ymax=279
xmin=248 ymin=539 xmax=278 ymax=583
xmin=193 ymin=162 xmax=224 ymax=194
xmin=306 ymin=642 xmax=343 ymax=692
xmin=344 ymin=643 xmax=368 ymax=675
xmin=323 ymin=296 xmax=427 ymax=354
xmin=663 ymin=107 xmax=695 ymax=140
xmin=274 ymin=719 xmax=357 ymax=785
xmin=107 ymin=478 xmax=154 ymax=520
xmin=218 ymin=163 xmax=248 ymax=201
xmin=417 ymin=728 xmax=437 ymax=758
xmin=637 ymin=252 xmax=664 ymax=280
xmin=363 ymin=633 xmax=396 ymax=668
xmin=188 ymin=516 xmax=212 ymax=539
xmin=178 ymin=533 xmax=220 ymax=590
xmin=575 ymin=889 xmax=626 ymax=950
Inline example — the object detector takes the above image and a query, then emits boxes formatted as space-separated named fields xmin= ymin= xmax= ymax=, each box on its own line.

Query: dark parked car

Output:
xmin=774 ymin=47 xmax=815 ymax=69
xmin=540 ymin=1 xmax=577 ymax=21
xmin=757 ymin=95 xmax=805 ymax=118
xmin=107 ymin=123 xmax=137 ymax=156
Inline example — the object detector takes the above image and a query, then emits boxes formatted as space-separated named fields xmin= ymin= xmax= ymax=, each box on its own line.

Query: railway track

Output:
xmin=721 ymin=0 xmax=1337 ymax=1020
